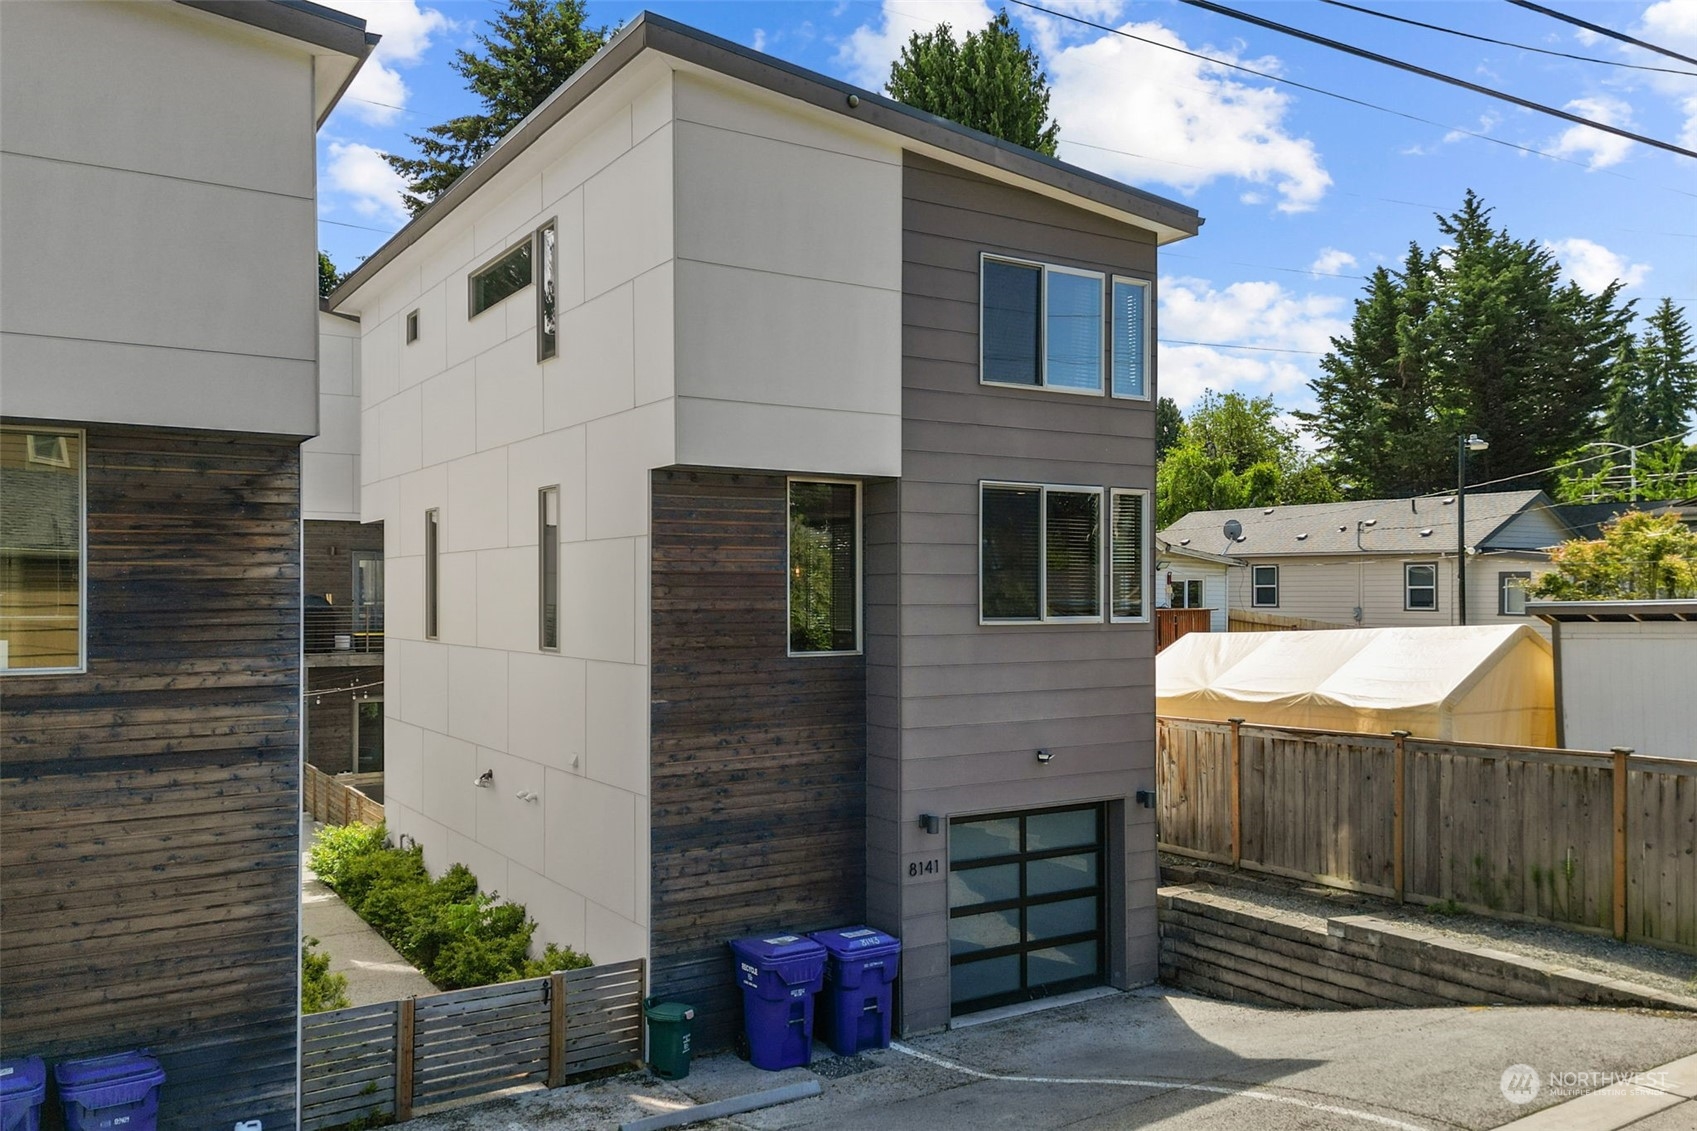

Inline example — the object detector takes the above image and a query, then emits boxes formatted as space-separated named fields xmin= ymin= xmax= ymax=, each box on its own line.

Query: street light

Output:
xmin=1457 ymin=434 xmax=1488 ymax=626
xmin=1575 ymin=441 xmax=1638 ymax=502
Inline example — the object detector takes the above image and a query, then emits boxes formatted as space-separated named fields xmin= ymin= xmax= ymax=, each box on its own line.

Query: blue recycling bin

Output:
xmin=0 ymin=1056 xmax=47 ymax=1131
xmin=728 ymin=932 xmax=827 ymax=1070
xmin=55 ymin=1052 xmax=165 ymax=1131
xmin=810 ymin=926 xmax=901 ymax=1055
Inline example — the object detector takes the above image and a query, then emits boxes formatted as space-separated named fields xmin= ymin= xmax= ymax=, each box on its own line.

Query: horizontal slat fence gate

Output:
xmin=304 ymin=762 xmax=384 ymax=827
xmin=1157 ymin=718 xmax=1697 ymax=953
xmin=299 ymin=959 xmax=646 ymax=1129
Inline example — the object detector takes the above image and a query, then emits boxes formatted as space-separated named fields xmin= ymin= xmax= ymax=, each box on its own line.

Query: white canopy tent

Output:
xmin=1157 ymin=625 xmax=1555 ymax=746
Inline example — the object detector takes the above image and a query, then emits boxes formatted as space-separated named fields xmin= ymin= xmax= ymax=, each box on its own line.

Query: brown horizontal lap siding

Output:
xmin=649 ymin=470 xmax=866 ymax=1052
xmin=0 ymin=424 xmax=302 ymax=1131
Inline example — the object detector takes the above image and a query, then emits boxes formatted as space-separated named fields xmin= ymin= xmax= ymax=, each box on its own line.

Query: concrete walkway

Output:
xmin=301 ymin=816 xmax=436 ymax=1007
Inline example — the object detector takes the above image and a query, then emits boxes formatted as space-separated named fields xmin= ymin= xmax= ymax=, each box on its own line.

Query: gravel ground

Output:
xmin=1162 ymin=855 xmax=1697 ymax=1002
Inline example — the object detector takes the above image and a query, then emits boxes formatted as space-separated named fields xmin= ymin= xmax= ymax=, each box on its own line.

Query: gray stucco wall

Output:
xmin=868 ymin=154 xmax=1164 ymax=1034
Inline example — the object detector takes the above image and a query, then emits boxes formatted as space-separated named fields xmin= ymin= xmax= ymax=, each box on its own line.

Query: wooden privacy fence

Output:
xmin=304 ymin=762 xmax=384 ymax=827
xmin=1157 ymin=717 xmax=1697 ymax=952
xmin=301 ymin=958 xmax=645 ymax=1130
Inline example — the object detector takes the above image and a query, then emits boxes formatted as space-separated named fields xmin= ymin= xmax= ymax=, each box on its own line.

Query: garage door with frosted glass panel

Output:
xmin=949 ymin=805 xmax=1105 ymax=1013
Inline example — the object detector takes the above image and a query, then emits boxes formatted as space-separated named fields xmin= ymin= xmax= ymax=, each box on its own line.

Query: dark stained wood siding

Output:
xmin=304 ymin=518 xmax=382 ymax=608
xmin=874 ymin=154 xmax=1163 ymax=1033
xmin=649 ymin=469 xmax=866 ymax=1052
xmin=1 ymin=424 xmax=302 ymax=1131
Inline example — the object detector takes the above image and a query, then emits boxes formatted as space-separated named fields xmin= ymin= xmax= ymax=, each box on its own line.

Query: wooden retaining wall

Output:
xmin=304 ymin=762 xmax=384 ymax=827
xmin=301 ymin=958 xmax=645 ymax=1130
xmin=1157 ymin=718 xmax=1697 ymax=951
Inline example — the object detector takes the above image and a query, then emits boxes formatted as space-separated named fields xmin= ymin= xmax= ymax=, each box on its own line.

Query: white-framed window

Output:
xmin=1110 ymin=276 xmax=1151 ymax=400
xmin=1170 ymin=579 xmax=1205 ymax=608
xmin=980 ymin=255 xmax=1106 ymax=395
xmin=538 ymin=486 xmax=560 ymax=650
xmin=536 ymin=220 xmax=557 ymax=361
xmin=1110 ymin=489 xmax=1151 ymax=623
xmin=2 ymin=427 xmax=86 ymax=673
xmin=469 ymin=240 xmax=532 ymax=318
xmin=788 ymin=479 xmax=861 ymax=656
xmin=1405 ymin=562 xmax=1438 ymax=611
xmin=980 ymin=482 xmax=1103 ymax=623
xmin=1499 ymin=571 xmax=1532 ymax=616
xmin=1251 ymin=564 xmax=1279 ymax=608
xmin=424 ymin=508 xmax=440 ymax=640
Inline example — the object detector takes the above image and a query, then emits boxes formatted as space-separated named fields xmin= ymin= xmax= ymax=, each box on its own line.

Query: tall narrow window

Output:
xmin=1405 ymin=562 xmax=1438 ymax=611
xmin=1110 ymin=489 xmax=1149 ymax=622
xmin=788 ymin=480 xmax=860 ymax=654
xmin=1110 ymin=278 xmax=1150 ymax=399
xmin=1251 ymin=564 xmax=1279 ymax=608
xmin=980 ymin=483 xmax=1103 ymax=623
xmin=405 ymin=309 xmax=419 ymax=344
xmin=536 ymin=221 xmax=557 ymax=361
xmin=354 ymin=699 xmax=384 ymax=773
xmin=424 ymin=509 xmax=439 ymax=640
xmin=1 ymin=428 xmax=84 ymax=672
xmin=1499 ymin=571 xmax=1532 ymax=616
xmin=539 ymin=486 xmax=560 ymax=650
xmin=469 ymin=240 xmax=532 ymax=317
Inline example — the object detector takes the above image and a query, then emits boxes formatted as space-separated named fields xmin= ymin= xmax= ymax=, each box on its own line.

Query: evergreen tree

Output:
xmin=384 ymin=0 xmax=606 ymax=216
xmin=886 ymin=11 xmax=1059 ymax=156
xmin=1156 ymin=396 xmax=1183 ymax=460
xmin=1605 ymin=298 xmax=1697 ymax=447
xmin=1303 ymin=192 xmax=1634 ymax=497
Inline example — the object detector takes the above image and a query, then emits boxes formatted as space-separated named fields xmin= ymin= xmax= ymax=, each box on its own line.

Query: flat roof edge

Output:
xmin=177 ymin=0 xmax=372 ymax=57
xmin=332 ymin=10 xmax=1201 ymax=309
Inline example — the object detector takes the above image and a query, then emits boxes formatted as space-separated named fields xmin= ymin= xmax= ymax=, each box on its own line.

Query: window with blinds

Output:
xmin=980 ymin=255 xmax=1106 ymax=395
xmin=1110 ymin=489 xmax=1149 ymax=621
xmin=1110 ymin=277 xmax=1150 ymax=399
xmin=980 ymin=483 xmax=1103 ymax=623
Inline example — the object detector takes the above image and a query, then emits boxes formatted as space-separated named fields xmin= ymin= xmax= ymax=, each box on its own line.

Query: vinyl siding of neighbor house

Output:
xmin=1489 ymin=504 xmax=1570 ymax=551
xmin=0 ymin=425 xmax=302 ymax=1131
xmin=1225 ymin=555 xmax=1555 ymax=634
xmin=1551 ymin=621 xmax=1695 ymax=758
xmin=647 ymin=470 xmax=867 ymax=1051
xmin=869 ymin=154 xmax=1161 ymax=1034
xmin=0 ymin=1 xmax=319 ymax=437
xmin=1162 ymin=562 xmax=1231 ymax=633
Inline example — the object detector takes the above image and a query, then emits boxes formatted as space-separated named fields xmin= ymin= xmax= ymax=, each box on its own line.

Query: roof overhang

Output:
xmin=177 ymin=0 xmax=378 ymax=126
xmin=1529 ymin=599 xmax=1697 ymax=624
xmin=331 ymin=11 xmax=1201 ymax=310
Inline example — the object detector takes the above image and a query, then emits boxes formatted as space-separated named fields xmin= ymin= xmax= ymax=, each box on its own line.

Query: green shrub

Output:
xmin=307 ymin=823 xmax=593 ymax=991
xmin=302 ymin=937 xmax=350 ymax=1014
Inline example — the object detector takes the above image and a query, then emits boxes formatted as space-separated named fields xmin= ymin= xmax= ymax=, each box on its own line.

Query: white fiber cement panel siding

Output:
xmin=1558 ymin=622 xmax=1697 ymax=759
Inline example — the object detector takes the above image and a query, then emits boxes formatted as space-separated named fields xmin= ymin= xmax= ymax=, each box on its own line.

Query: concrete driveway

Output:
xmin=399 ymin=987 xmax=1697 ymax=1131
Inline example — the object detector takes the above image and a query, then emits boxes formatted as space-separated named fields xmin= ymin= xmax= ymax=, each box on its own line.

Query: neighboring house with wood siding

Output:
xmin=329 ymin=13 xmax=1200 ymax=1044
xmin=0 ymin=3 xmax=373 ymax=1128
xmin=1158 ymin=490 xmax=1574 ymax=635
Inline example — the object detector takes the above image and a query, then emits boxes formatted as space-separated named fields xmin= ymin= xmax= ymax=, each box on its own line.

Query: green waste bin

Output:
xmin=644 ymin=998 xmax=695 ymax=1080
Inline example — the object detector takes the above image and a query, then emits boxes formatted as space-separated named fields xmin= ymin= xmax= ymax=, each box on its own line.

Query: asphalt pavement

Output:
xmin=392 ymin=985 xmax=1697 ymax=1131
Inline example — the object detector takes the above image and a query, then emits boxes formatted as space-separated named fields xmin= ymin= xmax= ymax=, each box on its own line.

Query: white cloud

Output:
xmin=752 ymin=28 xmax=768 ymax=53
xmin=1547 ymin=95 xmax=1636 ymax=169
xmin=1156 ymin=276 xmax=1347 ymax=410
xmin=334 ymin=1 xmax=451 ymax=125
xmin=1545 ymin=237 xmax=1650 ymax=293
xmin=1310 ymin=248 xmax=1357 ymax=276
xmin=1638 ymin=1 xmax=1697 ymax=148
xmin=837 ymin=0 xmax=996 ymax=90
xmin=326 ymin=142 xmax=409 ymax=224
xmin=1048 ymin=22 xmax=1331 ymax=212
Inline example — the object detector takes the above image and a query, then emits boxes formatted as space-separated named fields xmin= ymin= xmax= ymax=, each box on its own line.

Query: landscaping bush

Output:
xmin=302 ymin=937 xmax=350 ymax=1014
xmin=308 ymin=823 xmax=592 ymax=990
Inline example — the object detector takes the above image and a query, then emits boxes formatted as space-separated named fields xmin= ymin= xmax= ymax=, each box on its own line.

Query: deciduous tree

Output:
xmin=1527 ymin=510 xmax=1697 ymax=601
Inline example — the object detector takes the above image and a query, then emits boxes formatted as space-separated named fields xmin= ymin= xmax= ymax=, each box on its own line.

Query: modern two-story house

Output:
xmin=330 ymin=13 xmax=1200 ymax=1044
xmin=0 ymin=2 xmax=372 ymax=1126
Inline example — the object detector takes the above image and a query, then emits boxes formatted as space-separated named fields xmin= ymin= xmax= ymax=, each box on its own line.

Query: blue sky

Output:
xmin=316 ymin=0 xmax=1697 ymax=423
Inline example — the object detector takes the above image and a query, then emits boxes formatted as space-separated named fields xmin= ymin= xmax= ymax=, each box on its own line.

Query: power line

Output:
xmin=1159 ymin=337 xmax=1326 ymax=355
xmin=1417 ymin=430 xmax=1697 ymax=495
xmin=320 ymin=217 xmax=399 ymax=235
xmin=1174 ymin=0 xmax=1697 ymax=161
xmin=1005 ymin=0 xmax=1697 ymax=197
xmin=1504 ymin=0 xmax=1697 ymax=68
xmin=1321 ymin=0 xmax=1697 ymax=76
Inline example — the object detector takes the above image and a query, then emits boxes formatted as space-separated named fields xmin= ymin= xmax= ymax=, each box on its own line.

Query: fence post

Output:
xmin=396 ymin=996 xmax=415 ymax=1121
xmin=1228 ymin=718 xmax=1244 ymax=868
xmin=547 ymin=971 xmax=567 ymax=1088
xmin=1612 ymin=747 xmax=1632 ymax=941
xmin=1391 ymin=731 xmax=1409 ymax=904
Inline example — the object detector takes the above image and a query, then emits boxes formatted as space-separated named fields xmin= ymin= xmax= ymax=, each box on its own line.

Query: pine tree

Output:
xmin=886 ymin=11 xmax=1059 ymax=156
xmin=1304 ymin=191 xmax=1633 ymax=497
xmin=384 ymin=0 xmax=606 ymax=216
xmin=1607 ymin=298 xmax=1697 ymax=447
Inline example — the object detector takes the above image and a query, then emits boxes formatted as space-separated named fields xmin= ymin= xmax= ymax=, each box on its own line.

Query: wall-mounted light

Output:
xmin=1134 ymin=788 xmax=1156 ymax=809
xmin=473 ymin=769 xmax=494 ymax=788
xmin=918 ymin=813 xmax=941 ymax=835
xmin=515 ymin=790 xmax=538 ymax=803
xmin=1035 ymin=749 xmax=1054 ymax=765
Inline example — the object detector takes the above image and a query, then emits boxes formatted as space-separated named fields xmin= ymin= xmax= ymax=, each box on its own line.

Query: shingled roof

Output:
xmin=1157 ymin=489 xmax=1564 ymax=558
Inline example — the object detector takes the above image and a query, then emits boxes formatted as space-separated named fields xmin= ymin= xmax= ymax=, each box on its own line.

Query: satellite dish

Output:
xmin=1223 ymin=519 xmax=1243 ymax=540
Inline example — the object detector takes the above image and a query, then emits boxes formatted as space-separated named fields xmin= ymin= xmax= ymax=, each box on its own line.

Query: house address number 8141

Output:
xmin=907 ymin=859 xmax=939 ymax=879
